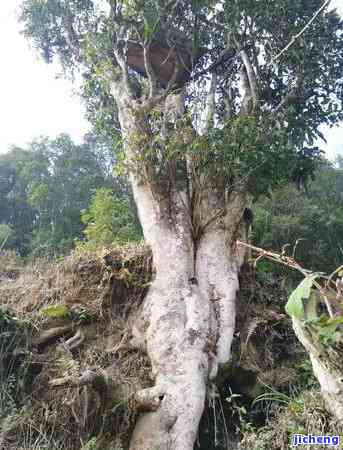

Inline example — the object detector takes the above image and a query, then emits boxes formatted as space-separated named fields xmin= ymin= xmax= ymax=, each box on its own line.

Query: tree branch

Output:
xmin=269 ymin=0 xmax=332 ymax=65
xmin=222 ymin=86 xmax=234 ymax=119
xmin=143 ymin=44 xmax=159 ymax=98
xmin=49 ymin=368 xmax=108 ymax=389
xmin=32 ymin=325 xmax=73 ymax=348
xmin=49 ymin=369 xmax=163 ymax=412
xmin=62 ymin=329 xmax=85 ymax=351
xmin=236 ymin=240 xmax=335 ymax=318
xmin=202 ymin=72 xmax=217 ymax=133
xmin=113 ymin=48 xmax=133 ymax=98
xmin=240 ymin=65 xmax=252 ymax=115
xmin=240 ymin=48 xmax=259 ymax=110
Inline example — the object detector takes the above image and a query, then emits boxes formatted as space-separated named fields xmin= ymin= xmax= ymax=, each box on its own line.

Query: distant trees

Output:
xmin=79 ymin=187 xmax=141 ymax=249
xmin=0 ymin=133 xmax=137 ymax=257
xmin=253 ymin=160 xmax=343 ymax=273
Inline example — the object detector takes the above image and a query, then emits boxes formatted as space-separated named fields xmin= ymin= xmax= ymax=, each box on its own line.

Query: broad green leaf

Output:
xmin=285 ymin=274 xmax=319 ymax=320
xmin=304 ymin=291 xmax=320 ymax=322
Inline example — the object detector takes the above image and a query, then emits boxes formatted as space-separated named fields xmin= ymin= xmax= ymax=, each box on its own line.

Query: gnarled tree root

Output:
xmin=32 ymin=325 xmax=74 ymax=347
xmin=48 ymin=367 xmax=161 ymax=412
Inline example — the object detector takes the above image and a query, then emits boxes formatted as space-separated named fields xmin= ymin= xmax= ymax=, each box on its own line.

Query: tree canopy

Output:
xmin=0 ymin=133 xmax=131 ymax=256
xmin=253 ymin=159 xmax=343 ymax=275
xmin=20 ymin=0 xmax=343 ymax=194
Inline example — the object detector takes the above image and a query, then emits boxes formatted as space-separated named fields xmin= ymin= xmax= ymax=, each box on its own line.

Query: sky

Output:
xmin=0 ymin=1 xmax=342 ymax=160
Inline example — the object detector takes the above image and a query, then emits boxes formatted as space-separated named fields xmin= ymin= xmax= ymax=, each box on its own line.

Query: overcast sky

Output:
xmin=0 ymin=1 xmax=342 ymax=160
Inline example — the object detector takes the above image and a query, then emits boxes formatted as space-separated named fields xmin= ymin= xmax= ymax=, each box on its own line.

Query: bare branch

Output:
xmin=33 ymin=325 xmax=73 ymax=348
xmin=240 ymin=65 xmax=252 ymax=115
xmin=48 ymin=369 xmax=107 ymax=389
xmin=143 ymin=45 xmax=159 ymax=98
xmin=236 ymin=240 xmax=335 ymax=318
xmin=251 ymin=44 xmax=261 ymax=84
xmin=113 ymin=48 xmax=133 ymax=97
xmin=63 ymin=329 xmax=85 ymax=351
xmin=221 ymin=85 xmax=234 ymax=119
xmin=49 ymin=369 xmax=164 ymax=412
xmin=202 ymin=72 xmax=217 ymax=133
xmin=269 ymin=0 xmax=332 ymax=65
xmin=240 ymin=48 xmax=259 ymax=109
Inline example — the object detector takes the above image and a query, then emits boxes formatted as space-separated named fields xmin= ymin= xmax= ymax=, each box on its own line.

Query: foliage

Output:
xmin=79 ymin=187 xmax=141 ymax=248
xmin=81 ymin=437 xmax=98 ymax=450
xmin=19 ymin=0 xmax=343 ymax=196
xmin=189 ymin=115 xmax=306 ymax=196
xmin=0 ymin=224 xmax=13 ymax=250
xmin=285 ymin=274 xmax=320 ymax=320
xmin=252 ymin=384 xmax=295 ymax=408
xmin=306 ymin=314 xmax=343 ymax=346
xmin=296 ymin=360 xmax=318 ymax=391
xmin=250 ymin=234 xmax=343 ymax=347
xmin=0 ymin=133 xmax=127 ymax=256
xmin=240 ymin=390 xmax=343 ymax=450
xmin=253 ymin=163 xmax=343 ymax=273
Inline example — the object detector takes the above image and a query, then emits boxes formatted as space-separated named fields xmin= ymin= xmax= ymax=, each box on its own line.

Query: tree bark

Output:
xmin=113 ymin=88 xmax=247 ymax=450
xmin=292 ymin=318 xmax=343 ymax=424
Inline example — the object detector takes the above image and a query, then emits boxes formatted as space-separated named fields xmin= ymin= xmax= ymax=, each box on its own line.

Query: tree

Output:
xmin=0 ymin=147 xmax=38 ymax=255
xmin=80 ymin=187 xmax=141 ymax=247
xmin=0 ymin=134 xmax=121 ymax=256
xmin=20 ymin=0 xmax=343 ymax=448
xmin=27 ymin=134 xmax=112 ymax=256
xmin=0 ymin=224 xmax=13 ymax=251
xmin=253 ymin=162 xmax=343 ymax=275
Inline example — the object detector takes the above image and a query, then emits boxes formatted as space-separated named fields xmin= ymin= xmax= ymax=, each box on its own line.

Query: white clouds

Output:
xmin=0 ymin=1 xmax=342 ymax=160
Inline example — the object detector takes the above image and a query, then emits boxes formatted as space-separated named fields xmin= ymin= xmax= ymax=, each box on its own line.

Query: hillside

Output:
xmin=1 ymin=246 xmax=342 ymax=450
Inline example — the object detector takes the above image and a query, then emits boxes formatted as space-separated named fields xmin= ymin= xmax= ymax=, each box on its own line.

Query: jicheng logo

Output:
xmin=292 ymin=434 xmax=340 ymax=446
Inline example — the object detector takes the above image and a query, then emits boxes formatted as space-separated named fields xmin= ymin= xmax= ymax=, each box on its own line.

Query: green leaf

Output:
xmin=306 ymin=315 xmax=343 ymax=346
xmin=304 ymin=291 xmax=320 ymax=322
xmin=285 ymin=274 xmax=319 ymax=320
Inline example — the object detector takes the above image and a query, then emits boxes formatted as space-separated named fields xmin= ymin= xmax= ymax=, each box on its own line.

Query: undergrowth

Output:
xmin=0 ymin=243 xmax=153 ymax=450
xmin=1 ymin=249 xmax=341 ymax=450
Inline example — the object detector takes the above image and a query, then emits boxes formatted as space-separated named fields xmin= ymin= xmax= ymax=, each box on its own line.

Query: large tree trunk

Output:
xmin=115 ymin=91 xmax=247 ymax=450
xmin=292 ymin=318 xmax=343 ymax=424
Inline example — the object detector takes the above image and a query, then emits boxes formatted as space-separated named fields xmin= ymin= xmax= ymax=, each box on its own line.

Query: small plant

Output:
xmin=72 ymin=305 xmax=93 ymax=324
xmin=81 ymin=437 xmax=98 ymax=450
xmin=79 ymin=187 xmax=141 ymax=250
xmin=297 ymin=360 xmax=318 ymax=390
xmin=0 ymin=374 xmax=18 ymax=418
xmin=226 ymin=388 xmax=254 ymax=435
xmin=40 ymin=304 xmax=70 ymax=320
xmin=253 ymin=387 xmax=291 ymax=407
xmin=237 ymin=241 xmax=343 ymax=346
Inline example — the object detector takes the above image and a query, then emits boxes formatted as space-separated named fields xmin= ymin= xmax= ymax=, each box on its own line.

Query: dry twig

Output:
xmin=236 ymin=240 xmax=335 ymax=318
xmin=269 ymin=0 xmax=331 ymax=65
